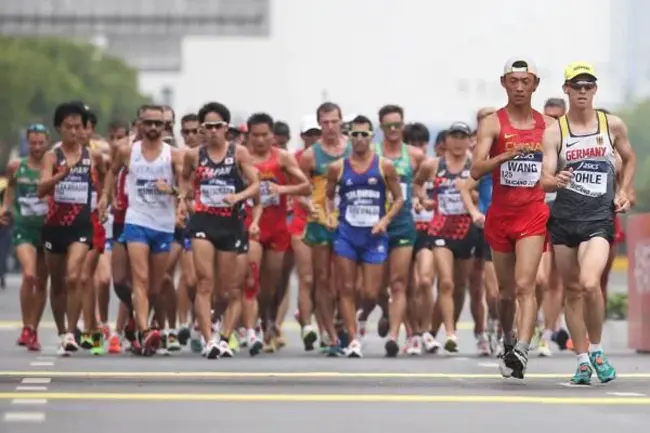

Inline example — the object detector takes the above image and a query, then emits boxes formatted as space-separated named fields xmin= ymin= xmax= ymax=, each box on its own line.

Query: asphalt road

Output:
xmin=1 ymin=271 xmax=649 ymax=433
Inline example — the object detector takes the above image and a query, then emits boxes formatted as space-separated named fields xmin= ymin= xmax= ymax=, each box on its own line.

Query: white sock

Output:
xmin=589 ymin=343 xmax=603 ymax=354
xmin=541 ymin=329 xmax=553 ymax=342
xmin=577 ymin=352 xmax=590 ymax=364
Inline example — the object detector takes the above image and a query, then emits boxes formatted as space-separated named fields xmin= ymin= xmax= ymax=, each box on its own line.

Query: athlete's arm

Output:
xmin=297 ymin=148 xmax=316 ymax=212
xmin=0 ymin=160 xmax=19 ymax=222
xmin=101 ymin=144 xmax=129 ymax=203
xmin=381 ymin=158 xmax=404 ymax=224
xmin=169 ymin=148 xmax=184 ymax=196
xmin=470 ymin=114 xmax=514 ymax=179
xmin=609 ymin=115 xmax=637 ymax=199
xmin=325 ymin=160 xmax=342 ymax=215
xmin=278 ymin=149 xmax=311 ymax=196
xmin=37 ymin=151 xmax=66 ymax=198
xmin=408 ymin=145 xmax=426 ymax=172
xmin=540 ymin=123 xmax=565 ymax=192
xmin=412 ymin=157 xmax=437 ymax=204
xmin=459 ymin=177 xmax=481 ymax=218
xmin=178 ymin=148 xmax=197 ymax=200
xmin=235 ymin=145 xmax=261 ymax=203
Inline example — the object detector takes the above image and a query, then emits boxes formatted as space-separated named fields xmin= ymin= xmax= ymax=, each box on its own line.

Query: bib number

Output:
xmin=18 ymin=195 xmax=48 ymax=217
xmin=438 ymin=192 xmax=466 ymax=216
xmin=135 ymin=180 xmax=168 ymax=208
xmin=567 ymin=170 xmax=608 ymax=197
xmin=199 ymin=184 xmax=236 ymax=208
xmin=345 ymin=205 xmax=380 ymax=227
xmin=54 ymin=181 xmax=89 ymax=205
xmin=499 ymin=160 xmax=541 ymax=188
xmin=412 ymin=208 xmax=434 ymax=223
xmin=260 ymin=181 xmax=280 ymax=208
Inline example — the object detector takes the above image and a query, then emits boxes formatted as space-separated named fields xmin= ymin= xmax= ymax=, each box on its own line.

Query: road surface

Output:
xmin=0 ymin=271 xmax=649 ymax=433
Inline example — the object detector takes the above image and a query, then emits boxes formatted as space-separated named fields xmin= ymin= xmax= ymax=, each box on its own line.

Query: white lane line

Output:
xmin=36 ymin=356 xmax=56 ymax=361
xmin=607 ymin=392 xmax=646 ymax=397
xmin=21 ymin=378 xmax=51 ymax=384
xmin=29 ymin=361 xmax=53 ymax=367
xmin=15 ymin=386 xmax=48 ymax=391
xmin=453 ymin=357 xmax=470 ymax=361
xmin=477 ymin=362 xmax=499 ymax=368
xmin=3 ymin=412 xmax=46 ymax=423
xmin=11 ymin=399 xmax=48 ymax=405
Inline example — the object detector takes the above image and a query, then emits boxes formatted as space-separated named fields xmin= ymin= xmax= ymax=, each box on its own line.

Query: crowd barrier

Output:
xmin=627 ymin=213 xmax=650 ymax=353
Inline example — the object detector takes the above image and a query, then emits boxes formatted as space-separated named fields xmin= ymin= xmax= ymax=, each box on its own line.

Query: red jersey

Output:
xmin=428 ymin=157 xmax=473 ymax=240
xmin=490 ymin=108 xmax=546 ymax=209
xmin=245 ymin=147 xmax=289 ymax=231
xmin=112 ymin=168 xmax=128 ymax=224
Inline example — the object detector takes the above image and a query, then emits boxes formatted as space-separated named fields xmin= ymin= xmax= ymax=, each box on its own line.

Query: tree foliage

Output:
xmin=0 ymin=36 xmax=150 ymax=171
xmin=619 ymin=98 xmax=650 ymax=212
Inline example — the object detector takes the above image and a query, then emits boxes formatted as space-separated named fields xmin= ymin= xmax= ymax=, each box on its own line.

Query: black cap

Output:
xmin=447 ymin=121 xmax=472 ymax=135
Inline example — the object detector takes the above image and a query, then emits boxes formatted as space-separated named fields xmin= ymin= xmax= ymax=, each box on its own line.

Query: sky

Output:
xmin=138 ymin=0 xmax=620 ymax=147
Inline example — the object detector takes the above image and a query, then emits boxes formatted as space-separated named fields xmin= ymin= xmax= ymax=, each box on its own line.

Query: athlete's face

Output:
xmin=563 ymin=80 xmax=597 ymax=110
xmin=109 ymin=127 xmax=128 ymax=143
xmin=318 ymin=110 xmax=341 ymax=142
xmin=408 ymin=140 xmax=428 ymax=153
xmin=201 ymin=112 xmax=228 ymax=145
xmin=249 ymin=123 xmax=273 ymax=153
xmin=349 ymin=122 xmax=373 ymax=155
xmin=181 ymin=120 xmax=200 ymax=148
xmin=58 ymin=114 xmax=84 ymax=146
xmin=445 ymin=131 xmax=470 ymax=157
xmin=380 ymin=112 xmax=404 ymax=143
xmin=544 ymin=105 xmax=565 ymax=119
xmin=274 ymin=133 xmax=290 ymax=149
xmin=301 ymin=129 xmax=321 ymax=148
xmin=501 ymin=72 xmax=539 ymax=107
xmin=140 ymin=108 xmax=164 ymax=141
xmin=27 ymin=132 xmax=48 ymax=159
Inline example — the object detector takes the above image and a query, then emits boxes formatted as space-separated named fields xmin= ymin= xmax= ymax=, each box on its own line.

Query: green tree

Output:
xmin=619 ymin=99 xmax=650 ymax=212
xmin=0 ymin=36 xmax=150 ymax=171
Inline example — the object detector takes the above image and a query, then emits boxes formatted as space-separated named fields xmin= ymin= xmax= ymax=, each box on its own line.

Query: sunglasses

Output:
xmin=381 ymin=122 xmax=403 ymax=130
xmin=203 ymin=121 xmax=228 ymax=130
xmin=27 ymin=123 xmax=49 ymax=134
xmin=567 ymin=81 xmax=596 ymax=91
xmin=142 ymin=119 xmax=165 ymax=127
xmin=181 ymin=128 xmax=199 ymax=135
xmin=350 ymin=130 xmax=372 ymax=138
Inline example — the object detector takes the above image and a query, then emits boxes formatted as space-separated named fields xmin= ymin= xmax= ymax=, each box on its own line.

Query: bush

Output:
xmin=606 ymin=293 xmax=628 ymax=320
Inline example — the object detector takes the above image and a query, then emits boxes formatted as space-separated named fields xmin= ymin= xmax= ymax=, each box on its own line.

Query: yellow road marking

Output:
xmin=0 ymin=321 xmax=472 ymax=331
xmin=0 ymin=392 xmax=648 ymax=404
xmin=612 ymin=256 xmax=627 ymax=272
xmin=1 ymin=371 xmax=650 ymax=379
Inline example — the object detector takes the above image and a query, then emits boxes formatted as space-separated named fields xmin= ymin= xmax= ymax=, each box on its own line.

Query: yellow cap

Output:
xmin=564 ymin=62 xmax=597 ymax=82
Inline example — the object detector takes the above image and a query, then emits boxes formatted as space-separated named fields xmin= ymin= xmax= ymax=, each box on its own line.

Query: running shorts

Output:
xmin=548 ymin=217 xmax=614 ymax=249
xmin=43 ymin=224 xmax=93 ymax=254
xmin=12 ymin=225 xmax=43 ymax=249
xmin=303 ymin=222 xmax=335 ymax=246
xmin=333 ymin=226 xmax=388 ymax=265
xmin=257 ymin=224 xmax=291 ymax=252
xmin=288 ymin=215 xmax=307 ymax=238
xmin=413 ymin=229 xmax=431 ymax=255
xmin=173 ymin=227 xmax=191 ymax=251
xmin=484 ymin=201 xmax=549 ymax=253
xmin=237 ymin=229 xmax=249 ymax=255
xmin=189 ymin=213 xmax=246 ymax=253
xmin=122 ymin=223 xmax=173 ymax=254
xmin=430 ymin=224 xmax=479 ymax=260
xmin=387 ymin=219 xmax=417 ymax=250
xmin=113 ymin=223 xmax=125 ymax=245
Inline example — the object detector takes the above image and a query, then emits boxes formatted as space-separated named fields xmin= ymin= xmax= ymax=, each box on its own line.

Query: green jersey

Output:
xmin=12 ymin=159 xmax=47 ymax=228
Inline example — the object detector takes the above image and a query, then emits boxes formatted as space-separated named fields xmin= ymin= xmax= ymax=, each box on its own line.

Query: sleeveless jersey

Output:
xmin=477 ymin=174 xmax=493 ymax=215
xmin=308 ymin=141 xmax=352 ymax=224
xmin=13 ymin=159 xmax=47 ymax=228
xmin=251 ymin=147 xmax=289 ymax=229
xmin=374 ymin=142 xmax=413 ymax=225
xmin=552 ymin=111 xmax=616 ymax=221
xmin=124 ymin=141 xmax=176 ymax=233
xmin=193 ymin=143 xmax=246 ymax=227
xmin=338 ymin=155 xmax=387 ymax=228
xmin=491 ymin=108 xmax=546 ymax=208
xmin=429 ymin=157 xmax=473 ymax=239
xmin=45 ymin=147 xmax=94 ymax=227
xmin=413 ymin=180 xmax=434 ymax=231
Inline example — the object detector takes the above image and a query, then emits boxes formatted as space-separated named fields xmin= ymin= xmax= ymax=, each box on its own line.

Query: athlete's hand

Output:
xmin=224 ymin=193 xmax=240 ymax=206
xmin=372 ymin=218 xmax=389 ymax=236
xmin=249 ymin=222 xmax=260 ymax=241
xmin=413 ymin=198 xmax=424 ymax=213
xmin=269 ymin=183 xmax=286 ymax=196
xmin=0 ymin=208 xmax=10 ymax=226
xmin=555 ymin=168 xmax=574 ymax=189
xmin=470 ymin=211 xmax=485 ymax=228
xmin=155 ymin=179 xmax=173 ymax=194
xmin=177 ymin=200 xmax=189 ymax=220
xmin=500 ymin=148 xmax=524 ymax=162
xmin=615 ymin=191 xmax=631 ymax=213
xmin=325 ymin=212 xmax=337 ymax=230
xmin=309 ymin=203 xmax=321 ymax=220
xmin=421 ymin=199 xmax=435 ymax=211
xmin=97 ymin=195 xmax=109 ymax=224
xmin=56 ymin=159 xmax=71 ymax=178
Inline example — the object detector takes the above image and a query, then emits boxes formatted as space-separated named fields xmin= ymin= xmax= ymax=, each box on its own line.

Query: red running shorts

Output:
xmin=484 ymin=201 xmax=549 ymax=254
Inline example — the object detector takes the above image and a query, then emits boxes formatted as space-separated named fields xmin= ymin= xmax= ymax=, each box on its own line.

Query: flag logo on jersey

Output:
xmin=596 ymin=135 xmax=604 ymax=146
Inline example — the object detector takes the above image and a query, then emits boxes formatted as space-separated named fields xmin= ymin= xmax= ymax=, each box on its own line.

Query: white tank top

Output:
xmin=124 ymin=141 xmax=176 ymax=233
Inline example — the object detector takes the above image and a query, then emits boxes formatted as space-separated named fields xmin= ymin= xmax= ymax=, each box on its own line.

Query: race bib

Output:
xmin=567 ymin=170 xmax=608 ymax=197
xmin=199 ymin=184 xmax=236 ymax=208
xmin=345 ymin=205 xmax=380 ymax=227
xmin=260 ymin=181 xmax=280 ymax=208
xmin=545 ymin=191 xmax=557 ymax=203
xmin=135 ymin=180 xmax=168 ymax=208
xmin=499 ymin=158 xmax=541 ymax=188
xmin=91 ymin=191 xmax=97 ymax=210
xmin=18 ymin=195 xmax=48 ymax=217
xmin=54 ymin=181 xmax=89 ymax=204
xmin=438 ymin=192 xmax=466 ymax=216
xmin=412 ymin=208 xmax=434 ymax=223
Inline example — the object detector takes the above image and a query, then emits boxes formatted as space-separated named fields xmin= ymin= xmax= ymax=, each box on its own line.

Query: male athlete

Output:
xmin=471 ymin=58 xmax=555 ymax=378
xmin=1 ymin=124 xmax=50 ymax=351
xmin=541 ymin=62 xmax=636 ymax=384
xmin=299 ymin=102 xmax=351 ymax=354
xmin=375 ymin=105 xmax=425 ymax=357
xmin=99 ymin=105 xmax=183 ymax=355
xmin=326 ymin=115 xmax=403 ymax=357
xmin=179 ymin=102 xmax=260 ymax=358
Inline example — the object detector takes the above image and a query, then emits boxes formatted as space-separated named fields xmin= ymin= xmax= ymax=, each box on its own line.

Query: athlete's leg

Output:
xmin=191 ymin=238 xmax=216 ymax=356
xmin=467 ymin=256 xmax=485 ymax=337
xmin=178 ymin=247 xmax=196 ymax=344
xmin=244 ymin=239 xmax=263 ymax=354
xmin=312 ymin=243 xmax=337 ymax=345
xmin=432 ymin=247 xmax=456 ymax=345
xmin=80 ymin=248 xmax=101 ymax=349
xmin=292 ymin=235 xmax=318 ymax=349
xmin=275 ymin=248 xmax=294 ymax=331
xmin=95 ymin=250 xmax=112 ymax=334
xmin=415 ymin=247 xmax=438 ymax=353
xmin=337 ymin=254 xmax=358 ymax=344
xmin=452 ymin=257 xmax=473 ymax=349
xmin=216 ymin=248 xmax=242 ymax=354
xmin=386 ymin=246 xmax=413 ymax=355
xmin=65 ymin=241 xmax=91 ymax=336
xmin=513 ymin=236 xmax=546 ymax=346
xmin=33 ymin=248 xmax=48 ymax=331
xmin=15 ymin=243 xmax=39 ymax=333
xmin=260 ymin=246 xmax=285 ymax=350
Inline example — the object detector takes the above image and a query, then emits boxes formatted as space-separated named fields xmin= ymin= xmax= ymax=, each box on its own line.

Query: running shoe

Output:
xmin=27 ymin=330 xmax=41 ymax=352
xmin=90 ymin=332 xmax=105 ymax=356
xmin=570 ymin=362 xmax=593 ymax=385
xmin=589 ymin=351 xmax=616 ymax=383
xmin=17 ymin=327 xmax=31 ymax=346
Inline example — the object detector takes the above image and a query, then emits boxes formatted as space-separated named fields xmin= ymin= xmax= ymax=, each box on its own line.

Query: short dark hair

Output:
xmin=139 ymin=105 xmax=165 ymax=117
xmin=247 ymin=112 xmax=274 ymax=131
xmin=544 ymin=98 xmax=566 ymax=110
xmin=316 ymin=102 xmax=342 ymax=122
xmin=162 ymin=105 xmax=176 ymax=122
xmin=198 ymin=102 xmax=231 ymax=124
xmin=350 ymin=115 xmax=373 ymax=131
xmin=405 ymin=122 xmax=430 ymax=144
xmin=53 ymin=101 xmax=89 ymax=128
xmin=435 ymin=130 xmax=447 ymax=146
xmin=108 ymin=119 xmax=129 ymax=131
xmin=378 ymin=104 xmax=404 ymax=123
xmin=181 ymin=113 xmax=199 ymax=124
xmin=273 ymin=121 xmax=290 ymax=137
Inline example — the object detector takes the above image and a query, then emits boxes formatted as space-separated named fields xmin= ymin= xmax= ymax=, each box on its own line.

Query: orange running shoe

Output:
xmin=108 ymin=335 xmax=122 ymax=354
